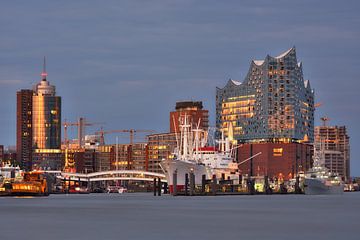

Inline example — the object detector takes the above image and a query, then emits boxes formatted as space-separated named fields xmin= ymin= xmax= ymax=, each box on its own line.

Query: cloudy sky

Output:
xmin=0 ymin=0 xmax=359 ymax=175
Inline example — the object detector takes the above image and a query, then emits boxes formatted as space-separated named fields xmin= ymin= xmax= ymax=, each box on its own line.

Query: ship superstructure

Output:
xmin=304 ymin=141 xmax=343 ymax=195
xmin=160 ymin=114 xmax=239 ymax=192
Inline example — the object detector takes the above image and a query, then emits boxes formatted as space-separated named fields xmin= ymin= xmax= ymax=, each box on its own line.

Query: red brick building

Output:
xmin=237 ymin=142 xmax=312 ymax=180
xmin=170 ymin=101 xmax=209 ymax=133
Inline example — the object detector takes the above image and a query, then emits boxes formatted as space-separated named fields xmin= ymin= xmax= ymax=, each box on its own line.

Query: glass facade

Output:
xmin=216 ymin=47 xmax=314 ymax=143
xmin=32 ymin=95 xmax=61 ymax=149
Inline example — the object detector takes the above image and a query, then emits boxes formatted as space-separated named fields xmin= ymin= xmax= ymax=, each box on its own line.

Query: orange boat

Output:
xmin=1 ymin=172 xmax=49 ymax=196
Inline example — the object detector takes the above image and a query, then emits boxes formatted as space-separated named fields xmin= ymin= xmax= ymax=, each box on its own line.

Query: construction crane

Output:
xmin=314 ymin=102 xmax=323 ymax=108
xmin=94 ymin=129 xmax=155 ymax=146
xmin=320 ymin=116 xmax=330 ymax=126
xmin=63 ymin=117 xmax=105 ymax=147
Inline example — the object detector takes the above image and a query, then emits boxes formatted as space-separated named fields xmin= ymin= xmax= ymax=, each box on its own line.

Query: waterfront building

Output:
xmin=95 ymin=145 xmax=113 ymax=172
xmin=61 ymin=146 xmax=96 ymax=173
xmin=111 ymin=143 xmax=148 ymax=171
xmin=237 ymin=142 xmax=312 ymax=180
xmin=216 ymin=47 xmax=314 ymax=143
xmin=170 ymin=101 xmax=209 ymax=133
xmin=3 ymin=147 xmax=17 ymax=166
xmin=16 ymin=89 xmax=33 ymax=171
xmin=217 ymin=48 xmax=314 ymax=178
xmin=147 ymin=133 xmax=177 ymax=173
xmin=31 ymin=59 xmax=62 ymax=170
xmin=314 ymin=123 xmax=350 ymax=180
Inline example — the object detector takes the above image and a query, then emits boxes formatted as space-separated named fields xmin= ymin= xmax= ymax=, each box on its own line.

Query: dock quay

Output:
xmin=153 ymin=172 xmax=303 ymax=196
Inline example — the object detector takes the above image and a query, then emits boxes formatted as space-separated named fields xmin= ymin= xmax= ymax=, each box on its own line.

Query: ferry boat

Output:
xmin=304 ymin=142 xmax=343 ymax=195
xmin=0 ymin=171 xmax=49 ymax=196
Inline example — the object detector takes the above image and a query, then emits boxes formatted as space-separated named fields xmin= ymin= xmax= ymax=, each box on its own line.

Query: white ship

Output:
xmin=159 ymin=115 xmax=242 ymax=192
xmin=304 ymin=142 xmax=343 ymax=195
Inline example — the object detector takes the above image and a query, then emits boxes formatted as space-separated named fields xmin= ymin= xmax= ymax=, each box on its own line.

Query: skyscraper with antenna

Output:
xmin=31 ymin=57 xmax=62 ymax=169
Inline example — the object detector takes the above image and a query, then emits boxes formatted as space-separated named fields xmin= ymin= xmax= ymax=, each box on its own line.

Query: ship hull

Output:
xmin=160 ymin=159 xmax=212 ymax=192
xmin=304 ymin=178 xmax=344 ymax=195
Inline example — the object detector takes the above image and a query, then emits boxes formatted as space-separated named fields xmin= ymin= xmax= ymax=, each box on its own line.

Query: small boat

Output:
xmin=107 ymin=185 xmax=127 ymax=194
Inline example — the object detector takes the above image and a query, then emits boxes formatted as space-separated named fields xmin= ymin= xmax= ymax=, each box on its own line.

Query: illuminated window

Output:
xmin=273 ymin=148 xmax=283 ymax=156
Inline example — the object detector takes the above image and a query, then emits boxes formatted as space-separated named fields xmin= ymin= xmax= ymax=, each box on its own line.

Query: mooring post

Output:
xmin=239 ymin=174 xmax=243 ymax=187
xmin=201 ymin=174 xmax=206 ymax=194
xmin=172 ymin=171 xmax=177 ymax=196
xmin=185 ymin=173 xmax=189 ymax=196
xmin=158 ymin=177 xmax=162 ymax=196
xmin=264 ymin=175 xmax=271 ymax=194
xmin=189 ymin=172 xmax=195 ymax=196
xmin=212 ymin=175 xmax=217 ymax=196
xmin=295 ymin=176 xmax=301 ymax=194
xmin=153 ymin=178 xmax=157 ymax=196
xmin=163 ymin=182 xmax=168 ymax=194
xmin=247 ymin=178 xmax=254 ymax=195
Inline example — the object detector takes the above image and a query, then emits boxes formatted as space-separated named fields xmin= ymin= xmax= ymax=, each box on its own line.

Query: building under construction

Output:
xmin=315 ymin=119 xmax=350 ymax=180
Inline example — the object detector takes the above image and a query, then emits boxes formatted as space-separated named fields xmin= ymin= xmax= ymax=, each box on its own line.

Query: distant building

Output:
xmin=0 ymin=145 xmax=4 ymax=164
xmin=216 ymin=47 xmax=314 ymax=143
xmin=147 ymin=133 xmax=177 ymax=173
xmin=112 ymin=143 xmax=148 ymax=171
xmin=314 ymin=124 xmax=350 ymax=180
xmin=61 ymin=147 xmax=96 ymax=174
xmin=170 ymin=101 xmax=209 ymax=133
xmin=2 ymin=146 xmax=17 ymax=166
xmin=95 ymin=145 xmax=113 ymax=172
xmin=16 ymin=89 xmax=33 ymax=170
xmin=31 ymin=59 xmax=62 ymax=170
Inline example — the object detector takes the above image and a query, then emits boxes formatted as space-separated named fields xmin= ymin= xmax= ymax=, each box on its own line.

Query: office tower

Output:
xmin=170 ymin=101 xmax=209 ymax=133
xmin=16 ymin=89 xmax=33 ymax=171
xmin=216 ymin=47 xmax=314 ymax=143
xmin=31 ymin=59 xmax=62 ymax=170
xmin=315 ymin=123 xmax=350 ymax=180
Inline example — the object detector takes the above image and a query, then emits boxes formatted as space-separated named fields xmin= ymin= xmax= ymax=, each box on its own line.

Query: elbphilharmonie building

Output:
xmin=216 ymin=47 xmax=314 ymax=143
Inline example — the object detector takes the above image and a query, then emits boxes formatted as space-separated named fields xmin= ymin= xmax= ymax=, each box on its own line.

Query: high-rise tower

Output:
xmin=16 ymin=89 xmax=33 ymax=170
xmin=31 ymin=58 xmax=62 ymax=169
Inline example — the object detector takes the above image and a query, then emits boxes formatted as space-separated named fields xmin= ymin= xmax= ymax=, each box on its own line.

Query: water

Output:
xmin=0 ymin=192 xmax=359 ymax=240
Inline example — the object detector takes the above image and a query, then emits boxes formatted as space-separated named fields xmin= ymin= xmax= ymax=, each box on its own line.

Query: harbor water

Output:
xmin=0 ymin=192 xmax=359 ymax=240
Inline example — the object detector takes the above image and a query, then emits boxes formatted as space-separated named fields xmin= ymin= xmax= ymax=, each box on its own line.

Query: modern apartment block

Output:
xmin=314 ymin=125 xmax=350 ymax=180
xmin=216 ymin=47 xmax=314 ymax=143
xmin=16 ymin=89 xmax=33 ymax=171
xmin=111 ymin=143 xmax=148 ymax=171
xmin=147 ymin=133 xmax=177 ymax=173
xmin=170 ymin=101 xmax=209 ymax=133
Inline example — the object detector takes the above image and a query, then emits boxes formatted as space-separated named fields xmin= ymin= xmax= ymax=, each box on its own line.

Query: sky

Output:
xmin=0 ymin=0 xmax=359 ymax=175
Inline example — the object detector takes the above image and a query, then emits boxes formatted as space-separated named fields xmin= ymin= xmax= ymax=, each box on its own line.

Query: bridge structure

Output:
xmin=44 ymin=170 xmax=167 ymax=183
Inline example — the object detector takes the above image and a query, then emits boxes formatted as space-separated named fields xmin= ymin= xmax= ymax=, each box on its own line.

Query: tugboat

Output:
xmin=304 ymin=142 xmax=343 ymax=195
